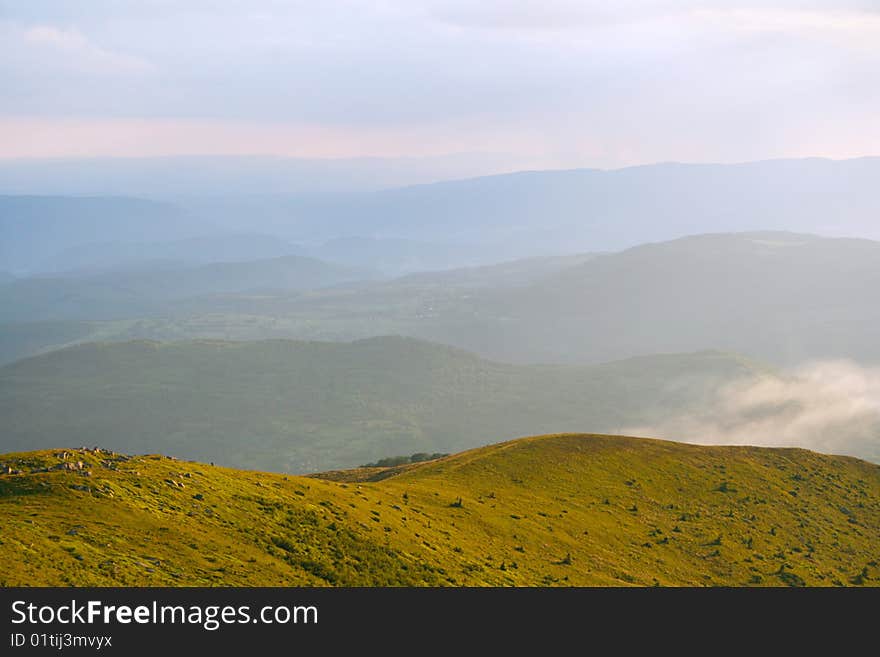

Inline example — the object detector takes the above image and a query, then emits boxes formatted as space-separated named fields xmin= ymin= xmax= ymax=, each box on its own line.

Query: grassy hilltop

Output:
xmin=2 ymin=434 xmax=878 ymax=587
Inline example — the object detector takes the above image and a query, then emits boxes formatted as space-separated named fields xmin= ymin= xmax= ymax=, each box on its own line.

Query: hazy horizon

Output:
xmin=2 ymin=1 xmax=879 ymax=169
xmin=0 ymin=153 xmax=876 ymax=198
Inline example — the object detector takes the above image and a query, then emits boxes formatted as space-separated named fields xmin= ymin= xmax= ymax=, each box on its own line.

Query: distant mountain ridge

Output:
xmin=38 ymin=233 xmax=301 ymax=275
xmin=4 ymin=157 xmax=880 ymax=274
xmin=0 ymin=195 xmax=203 ymax=274
xmin=229 ymin=157 xmax=880 ymax=250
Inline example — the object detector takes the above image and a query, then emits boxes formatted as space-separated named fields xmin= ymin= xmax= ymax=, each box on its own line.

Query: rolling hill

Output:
xmin=5 ymin=232 xmax=877 ymax=370
xmin=1 ymin=434 xmax=877 ymax=586
xmin=215 ymin=158 xmax=880 ymax=251
xmin=0 ymin=251 xmax=601 ymax=364
xmin=475 ymin=231 xmax=880 ymax=365
xmin=389 ymin=252 xmax=599 ymax=288
xmin=99 ymin=231 xmax=880 ymax=368
xmin=313 ymin=231 xmax=879 ymax=366
xmin=7 ymin=157 xmax=880 ymax=275
xmin=0 ymin=337 xmax=774 ymax=473
xmin=0 ymin=255 xmax=373 ymax=323
xmin=38 ymin=233 xmax=301 ymax=275
xmin=0 ymin=195 xmax=202 ymax=275
xmin=0 ymin=321 xmax=100 ymax=368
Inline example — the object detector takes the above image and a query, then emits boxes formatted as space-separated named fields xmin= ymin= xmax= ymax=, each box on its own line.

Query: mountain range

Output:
xmin=4 ymin=157 xmax=880 ymax=275
xmin=3 ymin=231 xmax=879 ymax=371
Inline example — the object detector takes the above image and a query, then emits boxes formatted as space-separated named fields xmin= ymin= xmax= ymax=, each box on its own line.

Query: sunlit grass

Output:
xmin=2 ymin=434 xmax=878 ymax=587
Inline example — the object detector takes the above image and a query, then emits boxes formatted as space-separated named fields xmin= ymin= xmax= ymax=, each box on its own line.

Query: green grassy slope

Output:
xmin=0 ymin=337 xmax=771 ymax=472
xmin=1 ymin=434 xmax=878 ymax=587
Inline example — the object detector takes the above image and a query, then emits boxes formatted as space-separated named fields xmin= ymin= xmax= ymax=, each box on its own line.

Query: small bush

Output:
xmin=362 ymin=452 xmax=449 ymax=468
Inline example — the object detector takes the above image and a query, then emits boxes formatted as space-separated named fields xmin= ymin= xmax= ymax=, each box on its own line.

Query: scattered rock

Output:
xmin=55 ymin=460 xmax=89 ymax=471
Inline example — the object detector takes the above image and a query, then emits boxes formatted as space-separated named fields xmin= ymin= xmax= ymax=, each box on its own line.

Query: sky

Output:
xmin=1 ymin=1 xmax=879 ymax=168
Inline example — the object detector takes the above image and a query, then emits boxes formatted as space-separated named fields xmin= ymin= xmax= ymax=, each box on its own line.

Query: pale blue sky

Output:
xmin=1 ymin=1 xmax=878 ymax=167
